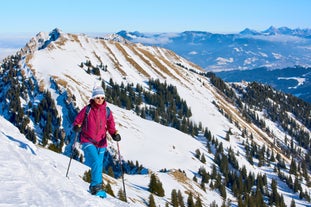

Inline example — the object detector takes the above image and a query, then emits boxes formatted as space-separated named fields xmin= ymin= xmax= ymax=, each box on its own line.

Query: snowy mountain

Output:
xmin=0 ymin=28 xmax=311 ymax=207
xmin=117 ymin=27 xmax=311 ymax=104
xmin=117 ymin=26 xmax=311 ymax=71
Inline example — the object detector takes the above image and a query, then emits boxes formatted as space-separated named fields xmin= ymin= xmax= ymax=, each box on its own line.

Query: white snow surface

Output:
xmin=0 ymin=116 xmax=133 ymax=207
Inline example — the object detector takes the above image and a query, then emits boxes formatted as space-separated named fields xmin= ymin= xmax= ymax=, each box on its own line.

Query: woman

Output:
xmin=73 ymin=86 xmax=121 ymax=197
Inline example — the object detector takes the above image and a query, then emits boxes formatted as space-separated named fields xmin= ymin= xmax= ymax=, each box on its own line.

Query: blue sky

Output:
xmin=1 ymin=0 xmax=311 ymax=36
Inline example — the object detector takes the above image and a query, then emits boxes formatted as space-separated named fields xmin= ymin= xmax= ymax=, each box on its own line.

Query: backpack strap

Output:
xmin=82 ymin=105 xmax=110 ymax=133
xmin=83 ymin=104 xmax=92 ymax=130
xmin=106 ymin=106 xmax=111 ymax=119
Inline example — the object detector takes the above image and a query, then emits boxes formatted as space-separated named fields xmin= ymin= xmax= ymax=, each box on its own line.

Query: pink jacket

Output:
xmin=73 ymin=100 xmax=116 ymax=148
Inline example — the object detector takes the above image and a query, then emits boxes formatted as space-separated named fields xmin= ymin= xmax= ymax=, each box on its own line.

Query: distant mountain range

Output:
xmin=117 ymin=27 xmax=311 ymax=103
xmin=117 ymin=26 xmax=311 ymax=71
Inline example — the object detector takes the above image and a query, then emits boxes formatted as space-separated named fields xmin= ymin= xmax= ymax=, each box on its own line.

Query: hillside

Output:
xmin=215 ymin=66 xmax=311 ymax=104
xmin=0 ymin=115 xmax=132 ymax=206
xmin=0 ymin=28 xmax=310 ymax=207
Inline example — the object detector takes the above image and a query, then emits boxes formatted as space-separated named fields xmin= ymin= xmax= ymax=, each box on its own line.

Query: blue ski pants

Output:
xmin=82 ymin=143 xmax=106 ymax=187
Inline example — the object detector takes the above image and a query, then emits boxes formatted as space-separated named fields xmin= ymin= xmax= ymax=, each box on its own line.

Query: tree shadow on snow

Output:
xmin=3 ymin=133 xmax=36 ymax=155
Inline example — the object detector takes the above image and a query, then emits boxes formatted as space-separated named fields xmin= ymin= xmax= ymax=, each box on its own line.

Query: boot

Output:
xmin=89 ymin=184 xmax=107 ymax=198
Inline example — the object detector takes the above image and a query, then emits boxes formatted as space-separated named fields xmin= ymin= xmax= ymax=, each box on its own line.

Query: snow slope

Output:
xmin=0 ymin=116 xmax=133 ymax=207
xmin=0 ymin=105 xmax=221 ymax=207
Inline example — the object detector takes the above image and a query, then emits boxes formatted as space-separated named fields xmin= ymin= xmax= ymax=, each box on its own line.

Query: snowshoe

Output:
xmin=89 ymin=184 xmax=107 ymax=198
xmin=95 ymin=190 xmax=107 ymax=198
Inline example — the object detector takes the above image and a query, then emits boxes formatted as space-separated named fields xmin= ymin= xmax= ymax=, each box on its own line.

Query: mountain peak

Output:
xmin=101 ymin=33 xmax=130 ymax=44
xmin=20 ymin=28 xmax=64 ymax=55
xmin=239 ymin=28 xmax=260 ymax=35
xmin=49 ymin=28 xmax=62 ymax=40
xmin=262 ymin=25 xmax=279 ymax=35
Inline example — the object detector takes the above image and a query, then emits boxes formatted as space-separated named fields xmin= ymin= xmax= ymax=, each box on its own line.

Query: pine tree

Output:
xmin=293 ymin=176 xmax=301 ymax=193
xmin=193 ymin=175 xmax=197 ymax=182
xmin=200 ymin=179 xmax=206 ymax=192
xmin=195 ymin=195 xmax=202 ymax=207
xmin=148 ymin=173 xmax=165 ymax=197
xmin=171 ymin=189 xmax=178 ymax=207
xmin=177 ymin=190 xmax=185 ymax=207
xmin=289 ymin=158 xmax=297 ymax=175
xmin=107 ymin=166 xmax=115 ymax=177
xmin=187 ymin=192 xmax=195 ymax=207
xmin=149 ymin=173 xmax=158 ymax=194
xmin=103 ymin=182 xmax=115 ymax=197
xmin=148 ymin=194 xmax=156 ymax=207
xmin=219 ymin=183 xmax=227 ymax=199
xmin=200 ymin=154 xmax=206 ymax=163
xmin=290 ymin=199 xmax=296 ymax=207
xmin=118 ymin=188 xmax=126 ymax=202
xmin=225 ymin=130 xmax=230 ymax=141
xmin=82 ymin=170 xmax=91 ymax=183
xmin=269 ymin=179 xmax=278 ymax=206
xmin=237 ymin=196 xmax=244 ymax=207
xmin=195 ymin=149 xmax=201 ymax=159
xmin=254 ymin=188 xmax=265 ymax=207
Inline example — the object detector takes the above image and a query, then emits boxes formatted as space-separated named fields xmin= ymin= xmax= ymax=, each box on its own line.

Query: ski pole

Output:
xmin=66 ymin=133 xmax=79 ymax=178
xmin=117 ymin=142 xmax=127 ymax=202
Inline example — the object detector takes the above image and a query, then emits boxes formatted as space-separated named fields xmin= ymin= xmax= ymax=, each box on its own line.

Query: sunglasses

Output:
xmin=95 ymin=97 xmax=105 ymax=100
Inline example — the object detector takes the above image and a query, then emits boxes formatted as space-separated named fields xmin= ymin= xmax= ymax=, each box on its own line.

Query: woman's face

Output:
xmin=94 ymin=96 xmax=105 ymax=104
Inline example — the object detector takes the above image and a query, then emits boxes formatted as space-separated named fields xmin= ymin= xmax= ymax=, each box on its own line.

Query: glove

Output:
xmin=112 ymin=132 xmax=121 ymax=142
xmin=73 ymin=125 xmax=82 ymax=133
xmin=72 ymin=141 xmax=81 ymax=150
